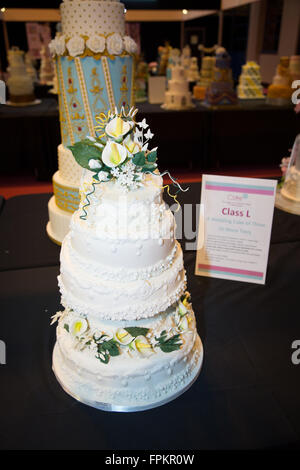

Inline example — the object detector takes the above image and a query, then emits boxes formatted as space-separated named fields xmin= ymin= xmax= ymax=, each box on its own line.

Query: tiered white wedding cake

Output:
xmin=52 ymin=108 xmax=203 ymax=410
xmin=162 ymin=64 xmax=194 ymax=110
xmin=47 ymin=0 xmax=137 ymax=244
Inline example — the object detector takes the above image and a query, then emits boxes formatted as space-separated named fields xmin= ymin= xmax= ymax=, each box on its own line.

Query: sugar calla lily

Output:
xmin=105 ymin=116 xmax=131 ymax=140
xmin=124 ymin=134 xmax=140 ymax=155
xmin=178 ymin=301 xmax=188 ymax=317
xmin=102 ymin=141 xmax=127 ymax=168
xmin=177 ymin=316 xmax=189 ymax=333
xmin=114 ymin=328 xmax=134 ymax=345
xmin=134 ymin=335 xmax=153 ymax=357
xmin=70 ymin=318 xmax=88 ymax=337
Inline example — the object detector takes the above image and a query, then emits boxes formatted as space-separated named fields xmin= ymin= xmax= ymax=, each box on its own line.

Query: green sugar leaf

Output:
xmin=141 ymin=163 xmax=157 ymax=173
xmin=64 ymin=324 xmax=69 ymax=332
xmin=147 ymin=150 xmax=157 ymax=162
xmin=132 ymin=152 xmax=146 ymax=166
xmin=124 ymin=327 xmax=150 ymax=337
xmin=68 ymin=141 xmax=103 ymax=170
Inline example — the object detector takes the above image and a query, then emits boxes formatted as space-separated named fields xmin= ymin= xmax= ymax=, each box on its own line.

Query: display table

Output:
xmin=0 ymin=100 xmax=298 ymax=180
xmin=0 ymin=185 xmax=300 ymax=449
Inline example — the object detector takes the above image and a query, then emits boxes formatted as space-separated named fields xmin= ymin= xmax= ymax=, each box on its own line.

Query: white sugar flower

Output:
xmin=102 ymin=141 xmax=127 ymax=168
xmin=97 ymin=171 xmax=110 ymax=182
xmin=134 ymin=127 xmax=143 ymax=141
xmin=70 ymin=318 xmax=88 ymax=338
xmin=137 ymin=118 xmax=148 ymax=129
xmin=106 ymin=33 xmax=123 ymax=56
xmin=114 ymin=328 xmax=134 ymax=345
xmin=67 ymin=36 xmax=85 ymax=57
xmin=88 ymin=159 xmax=102 ymax=170
xmin=133 ymin=335 xmax=154 ymax=357
xmin=144 ymin=128 xmax=154 ymax=140
xmin=86 ymin=34 xmax=105 ymax=54
xmin=48 ymin=39 xmax=56 ymax=56
xmin=55 ymin=35 xmax=66 ymax=56
xmin=105 ymin=116 xmax=131 ymax=140
xmin=123 ymin=36 xmax=138 ymax=54
xmin=124 ymin=134 xmax=140 ymax=155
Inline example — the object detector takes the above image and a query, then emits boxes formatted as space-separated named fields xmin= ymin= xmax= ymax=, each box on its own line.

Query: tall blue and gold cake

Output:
xmin=47 ymin=0 xmax=137 ymax=244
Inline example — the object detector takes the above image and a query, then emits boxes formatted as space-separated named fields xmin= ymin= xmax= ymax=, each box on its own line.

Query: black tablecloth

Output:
xmin=0 ymin=186 xmax=300 ymax=449
xmin=0 ymin=99 xmax=299 ymax=180
xmin=0 ymin=100 xmax=59 ymax=180
xmin=0 ymin=193 xmax=60 ymax=272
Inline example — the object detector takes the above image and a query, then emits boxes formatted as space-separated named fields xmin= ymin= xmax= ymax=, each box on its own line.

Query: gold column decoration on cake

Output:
xmin=101 ymin=56 xmax=116 ymax=111
xmin=119 ymin=64 xmax=129 ymax=110
xmin=57 ymin=57 xmax=75 ymax=145
xmin=89 ymin=67 xmax=108 ymax=115
xmin=130 ymin=57 xmax=136 ymax=107
xmin=56 ymin=61 xmax=68 ymax=143
xmin=74 ymin=57 xmax=96 ymax=137
xmin=67 ymin=66 xmax=87 ymax=141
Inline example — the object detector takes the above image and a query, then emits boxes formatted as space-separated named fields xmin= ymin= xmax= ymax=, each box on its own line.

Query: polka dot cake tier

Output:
xmin=47 ymin=0 xmax=137 ymax=245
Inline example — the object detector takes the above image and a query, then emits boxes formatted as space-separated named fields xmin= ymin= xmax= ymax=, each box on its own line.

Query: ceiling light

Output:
xmin=1 ymin=7 xmax=6 ymax=12
xmin=182 ymin=9 xmax=188 ymax=15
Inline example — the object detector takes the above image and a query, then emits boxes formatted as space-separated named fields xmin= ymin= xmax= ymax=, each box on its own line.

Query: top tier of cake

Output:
xmin=8 ymin=48 xmax=26 ymax=71
xmin=60 ymin=0 xmax=125 ymax=38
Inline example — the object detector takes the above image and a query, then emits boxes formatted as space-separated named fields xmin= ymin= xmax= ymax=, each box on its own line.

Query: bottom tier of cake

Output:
xmin=47 ymin=196 xmax=73 ymax=245
xmin=162 ymin=91 xmax=194 ymax=110
xmin=52 ymin=300 xmax=203 ymax=411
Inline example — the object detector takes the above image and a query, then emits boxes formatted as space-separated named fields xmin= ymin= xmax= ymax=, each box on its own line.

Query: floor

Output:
xmin=0 ymin=165 xmax=281 ymax=199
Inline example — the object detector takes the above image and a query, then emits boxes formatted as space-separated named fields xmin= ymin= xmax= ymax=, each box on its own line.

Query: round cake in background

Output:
xmin=7 ymin=47 xmax=35 ymax=104
xmin=267 ymin=56 xmax=292 ymax=105
xmin=237 ymin=61 xmax=265 ymax=101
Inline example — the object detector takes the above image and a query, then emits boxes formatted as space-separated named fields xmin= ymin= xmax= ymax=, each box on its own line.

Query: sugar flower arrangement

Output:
xmin=49 ymin=34 xmax=137 ymax=58
xmin=69 ymin=107 xmax=158 ymax=191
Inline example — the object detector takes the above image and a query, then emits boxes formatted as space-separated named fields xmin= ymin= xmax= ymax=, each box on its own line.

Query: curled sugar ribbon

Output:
xmin=160 ymin=171 xmax=189 ymax=193
xmin=162 ymin=184 xmax=181 ymax=212
xmin=80 ymin=178 xmax=101 ymax=220
xmin=161 ymin=171 xmax=189 ymax=213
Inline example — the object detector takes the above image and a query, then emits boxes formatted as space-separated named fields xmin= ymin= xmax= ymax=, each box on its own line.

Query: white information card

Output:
xmin=195 ymin=175 xmax=277 ymax=284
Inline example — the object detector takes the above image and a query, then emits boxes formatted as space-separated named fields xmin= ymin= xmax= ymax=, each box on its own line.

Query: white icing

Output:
xmin=58 ymin=144 xmax=83 ymax=185
xmin=47 ymin=196 xmax=72 ymax=244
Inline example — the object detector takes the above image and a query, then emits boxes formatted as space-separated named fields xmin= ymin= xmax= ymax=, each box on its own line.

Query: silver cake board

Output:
xmin=275 ymin=189 xmax=300 ymax=215
xmin=52 ymin=340 xmax=204 ymax=413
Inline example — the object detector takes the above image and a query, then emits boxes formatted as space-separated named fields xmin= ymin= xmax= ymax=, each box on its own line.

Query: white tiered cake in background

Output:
xmin=162 ymin=63 xmax=194 ymax=110
xmin=276 ymin=134 xmax=300 ymax=215
xmin=47 ymin=0 xmax=137 ymax=244
xmin=51 ymin=109 xmax=203 ymax=411
xmin=39 ymin=44 xmax=54 ymax=85
xmin=7 ymin=47 xmax=35 ymax=105
xmin=237 ymin=61 xmax=265 ymax=100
